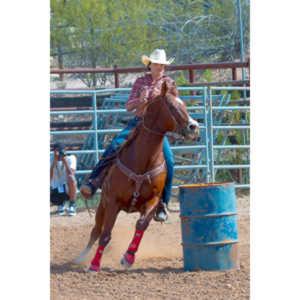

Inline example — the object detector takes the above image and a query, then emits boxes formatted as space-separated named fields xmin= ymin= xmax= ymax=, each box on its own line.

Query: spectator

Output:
xmin=50 ymin=142 xmax=77 ymax=216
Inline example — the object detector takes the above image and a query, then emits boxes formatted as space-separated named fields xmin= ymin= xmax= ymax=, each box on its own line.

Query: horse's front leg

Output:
xmin=88 ymin=197 xmax=120 ymax=272
xmin=121 ymin=196 xmax=160 ymax=268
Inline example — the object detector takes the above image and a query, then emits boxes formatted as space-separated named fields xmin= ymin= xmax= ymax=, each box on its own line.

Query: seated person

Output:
xmin=50 ymin=143 xmax=77 ymax=216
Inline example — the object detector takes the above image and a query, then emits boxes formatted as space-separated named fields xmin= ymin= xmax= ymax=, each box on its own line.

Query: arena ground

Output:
xmin=50 ymin=194 xmax=250 ymax=300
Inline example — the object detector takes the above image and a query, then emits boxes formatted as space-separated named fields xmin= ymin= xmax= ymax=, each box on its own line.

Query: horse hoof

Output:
xmin=120 ymin=253 xmax=134 ymax=268
xmin=120 ymin=256 xmax=132 ymax=268
xmin=87 ymin=269 xmax=97 ymax=273
xmin=88 ymin=264 xmax=99 ymax=273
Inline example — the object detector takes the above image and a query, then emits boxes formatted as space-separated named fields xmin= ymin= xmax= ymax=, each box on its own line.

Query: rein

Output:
xmin=142 ymin=118 xmax=164 ymax=136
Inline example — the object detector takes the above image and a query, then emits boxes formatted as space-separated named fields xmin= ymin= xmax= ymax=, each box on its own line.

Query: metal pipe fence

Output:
xmin=50 ymin=86 xmax=250 ymax=191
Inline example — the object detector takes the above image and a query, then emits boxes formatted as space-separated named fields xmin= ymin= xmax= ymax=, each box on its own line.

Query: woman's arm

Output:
xmin=126 ymin=78 xmax=148 ymax=112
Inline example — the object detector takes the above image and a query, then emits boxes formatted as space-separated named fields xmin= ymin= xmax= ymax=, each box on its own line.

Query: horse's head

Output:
xmin=143 ymin=82 xmax=199 ymax=140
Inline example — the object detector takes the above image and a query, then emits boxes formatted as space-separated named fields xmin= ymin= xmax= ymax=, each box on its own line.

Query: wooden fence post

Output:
xmin=237 ymin=169 xmax=243 ymax=184
xmin=58 ymin=47 xmax=64 ymax=82
xmin=188 ymin=63 xmax=195 ymax=95
xmin=232 ymin=67 xmax=237 ymax=81
xmin=114 ymin=65 xmax=119 ymax=88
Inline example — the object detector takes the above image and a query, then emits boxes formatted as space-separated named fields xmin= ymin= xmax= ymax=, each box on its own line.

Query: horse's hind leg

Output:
xmin=74 ymin=201 xmax=105 ymax=264
xmin=121 ymin=196 xmax=159 ymax=268
xmin=88 ymin=198 xmax=120 ymax=272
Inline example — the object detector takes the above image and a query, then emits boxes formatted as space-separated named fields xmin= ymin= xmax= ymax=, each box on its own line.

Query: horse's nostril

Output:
xmin=189 ymin=124 xmax=197 ymax=131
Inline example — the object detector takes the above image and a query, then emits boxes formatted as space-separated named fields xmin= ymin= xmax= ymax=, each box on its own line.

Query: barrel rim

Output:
xmin=179 ymin=182 xmax=235 ymax=189
xmin=180 ymin=212 xmax=238 ymax=218
xmin=182 ymin=240 xmax=239 ymax=247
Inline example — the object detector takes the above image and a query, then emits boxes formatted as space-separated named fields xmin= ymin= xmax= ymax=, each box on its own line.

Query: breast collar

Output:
xmin=116 ymin=157 xmax=166 ymax=211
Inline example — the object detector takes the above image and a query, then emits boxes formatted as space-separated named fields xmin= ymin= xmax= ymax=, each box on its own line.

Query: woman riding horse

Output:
xmin=80 ymin=49 xmax=178 ymax=222
xmin=74 ymin=76 xmax=200 ymax=272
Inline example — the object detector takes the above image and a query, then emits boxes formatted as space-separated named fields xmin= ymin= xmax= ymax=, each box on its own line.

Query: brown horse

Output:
xmin=74 ymin=82 xmax=199 ymax=272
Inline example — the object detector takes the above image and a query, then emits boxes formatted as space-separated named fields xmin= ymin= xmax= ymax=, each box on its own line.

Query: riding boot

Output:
xmin=80 ymin=178 xmax=100 ymax=200
xmin=80 ymin=162 xmax=112 ymax=200
xmin=153 ymin=199 xmax=168 ymax=222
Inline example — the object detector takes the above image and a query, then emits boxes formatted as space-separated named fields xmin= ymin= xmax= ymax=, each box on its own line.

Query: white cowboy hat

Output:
xmin=141 ymin=49 xmax=175 ymax=66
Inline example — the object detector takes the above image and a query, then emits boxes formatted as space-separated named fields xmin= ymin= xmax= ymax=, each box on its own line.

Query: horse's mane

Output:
xmin=99 ymin=118 xmax=143 ymax=166
xmin=117 ymin=119 xmax=143 ymax=156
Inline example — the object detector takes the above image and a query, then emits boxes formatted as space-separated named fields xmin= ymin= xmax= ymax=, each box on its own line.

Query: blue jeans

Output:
xmin=89 ymin=117 xmax=174 ymax=207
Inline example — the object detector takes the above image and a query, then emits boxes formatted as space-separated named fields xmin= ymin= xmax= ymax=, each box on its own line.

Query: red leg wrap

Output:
xmin=89 ymin=246 xmax=104 ymax=272
xmin=122 ymin=230 xmax=144 ymax=266
xmin=128 ymin=229 xmax=144 ymax=253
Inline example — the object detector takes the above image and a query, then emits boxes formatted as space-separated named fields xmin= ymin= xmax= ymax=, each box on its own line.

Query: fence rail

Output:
xmin=51 ymin=60 xmax=250 ymax=88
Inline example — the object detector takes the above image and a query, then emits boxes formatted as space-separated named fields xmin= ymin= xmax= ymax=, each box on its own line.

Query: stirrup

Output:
xmin=153 ymin=201 xmax=168 ymax=222
xmin=153 ymin=211 xmax=168 ymax=222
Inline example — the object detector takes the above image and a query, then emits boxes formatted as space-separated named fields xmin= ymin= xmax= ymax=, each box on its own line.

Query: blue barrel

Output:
xmin=179 ymin=182 xmax=239 ymax=271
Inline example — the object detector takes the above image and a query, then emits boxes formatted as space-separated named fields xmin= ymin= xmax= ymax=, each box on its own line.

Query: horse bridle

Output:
xmin=141 ymin=95 xmax=186 ymax=136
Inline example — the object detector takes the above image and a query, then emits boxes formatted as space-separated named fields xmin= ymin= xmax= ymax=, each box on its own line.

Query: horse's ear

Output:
xmin=161 ymin=81 xmax=168 ymax=97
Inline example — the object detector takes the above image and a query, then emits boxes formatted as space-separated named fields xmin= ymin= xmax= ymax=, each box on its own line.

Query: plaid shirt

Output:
xmin=126 ymin=74 xmax=178 ymax=117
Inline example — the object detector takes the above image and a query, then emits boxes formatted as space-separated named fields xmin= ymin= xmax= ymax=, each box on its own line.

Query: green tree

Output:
xmin=51 ymin=0 xmax=168 ymax=87
xmin=50 ymin=0 xmax=250 ymax=87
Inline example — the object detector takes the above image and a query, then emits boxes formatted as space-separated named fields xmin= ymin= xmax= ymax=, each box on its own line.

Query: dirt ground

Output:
xmin=50 ymin=194 xmax=250 ymax=300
